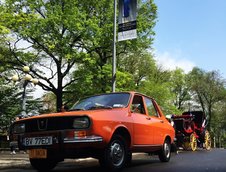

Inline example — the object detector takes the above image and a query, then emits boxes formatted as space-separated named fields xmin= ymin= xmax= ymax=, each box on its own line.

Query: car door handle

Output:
xmin=160 ymin=120 xmax=164 ymax=123
xmin=146 ymin=117 xmax=151 ymax=120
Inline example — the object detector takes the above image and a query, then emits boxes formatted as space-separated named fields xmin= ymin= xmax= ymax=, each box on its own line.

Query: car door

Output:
xmin=144 ymin=97 xmax=166 ymax=145
xmin=131 ymin=94 xmax=154 ymax=145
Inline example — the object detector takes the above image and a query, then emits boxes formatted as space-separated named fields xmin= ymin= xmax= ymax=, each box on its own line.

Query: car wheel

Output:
xmin=99 ymin=134 xmax=128 ymax=171
xmin=204 ymin=130 xmax=211 ymax=150
xmin=190 ymin=133 xmax=197 ymax=151
xmin=158 ymin=139 xmax=171 ymax=162
xmin=30 ymin=158 xmax=57 ymax=171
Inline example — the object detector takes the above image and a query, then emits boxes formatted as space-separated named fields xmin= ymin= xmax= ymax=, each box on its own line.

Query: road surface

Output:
xmin=1 ymin=148 xmax=226 ymax=172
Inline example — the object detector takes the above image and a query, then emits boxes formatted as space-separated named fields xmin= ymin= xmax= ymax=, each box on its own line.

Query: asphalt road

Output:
xmin=1 ymin=148 xmax=226 ymax=172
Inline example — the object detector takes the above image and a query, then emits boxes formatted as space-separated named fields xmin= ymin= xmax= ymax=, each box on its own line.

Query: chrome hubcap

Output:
xmin=110 ymin=142 xmax=124 ymax=166
xmin=164 ymin=142 xmax=170 ymax=158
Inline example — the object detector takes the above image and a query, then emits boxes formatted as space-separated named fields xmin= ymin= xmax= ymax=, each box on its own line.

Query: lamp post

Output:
xmin=12 ymin=66 xmax=38 ymax=118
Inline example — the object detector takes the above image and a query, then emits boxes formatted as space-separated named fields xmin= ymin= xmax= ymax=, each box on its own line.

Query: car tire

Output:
xmin=126 ymin=150 xmax=132 ymax=166
xmin=99 ymin=134 xmax=128 ymax=171
xmin=30 ymin=158 xmax=57 ymax=171
xmin=158 ymin=139 xmax=171 ymax=162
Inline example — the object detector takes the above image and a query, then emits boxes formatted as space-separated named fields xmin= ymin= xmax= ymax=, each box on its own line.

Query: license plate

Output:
xmin=24 ymin=136 xmax=53 ymax=146
xmin=29 ymin=149 xmax=47 ymax=159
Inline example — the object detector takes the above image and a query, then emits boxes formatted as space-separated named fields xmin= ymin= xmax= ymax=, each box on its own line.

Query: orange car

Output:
xmin=10 ymin=92 xmax=175 ymax=171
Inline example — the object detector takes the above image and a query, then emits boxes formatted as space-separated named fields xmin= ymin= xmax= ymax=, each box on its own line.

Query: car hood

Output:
xmin=18 ymin=108 xmax=128 ymax=122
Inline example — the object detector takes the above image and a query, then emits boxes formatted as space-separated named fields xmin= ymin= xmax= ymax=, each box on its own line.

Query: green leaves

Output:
xmin=0 ymin=80 xmax=21 ymax=133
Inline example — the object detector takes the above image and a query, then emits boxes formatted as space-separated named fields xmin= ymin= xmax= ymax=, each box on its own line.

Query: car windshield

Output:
xmin=70 ymin=93 xmax=130 ymax=111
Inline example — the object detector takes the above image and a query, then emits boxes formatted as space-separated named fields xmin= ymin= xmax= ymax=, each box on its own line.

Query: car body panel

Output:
xmin=10 ymin=91 xmax=175 ymax=159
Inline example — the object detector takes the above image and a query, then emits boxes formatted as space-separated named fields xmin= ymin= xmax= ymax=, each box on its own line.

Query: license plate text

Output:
xmin=24 ymin=136 xmax=52 ymax=146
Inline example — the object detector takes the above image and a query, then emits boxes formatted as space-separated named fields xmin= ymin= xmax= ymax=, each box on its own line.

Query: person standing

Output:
xmin=8 ymin=117 xmax=20 ymax=155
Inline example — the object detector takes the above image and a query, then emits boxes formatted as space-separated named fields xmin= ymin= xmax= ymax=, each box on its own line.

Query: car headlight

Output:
xmin=13 ymin=123 xmax=25 ymax=134
xmin=73 ymin=117 xmax=90 ymax=129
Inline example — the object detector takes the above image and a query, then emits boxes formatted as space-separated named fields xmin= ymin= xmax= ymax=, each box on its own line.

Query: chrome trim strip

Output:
xmin=64 ymin=136 xmax=103 ymax=143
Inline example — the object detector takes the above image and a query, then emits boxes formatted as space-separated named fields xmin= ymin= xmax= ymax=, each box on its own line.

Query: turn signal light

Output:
xmin=74 ymin=131 xmax=86 ymax=137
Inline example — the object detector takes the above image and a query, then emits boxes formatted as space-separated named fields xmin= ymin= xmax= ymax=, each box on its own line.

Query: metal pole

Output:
xmin=112 ymin=0 xmax=117 ymax=92
xmin=21 ymin=80 xmax=28 ymax=117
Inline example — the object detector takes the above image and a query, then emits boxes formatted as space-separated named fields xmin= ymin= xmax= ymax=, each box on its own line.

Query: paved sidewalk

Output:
xmin=0 ymin=151 xmax=30 ymax=169
xmin=0 ymin=151 xmax=97 ymax=170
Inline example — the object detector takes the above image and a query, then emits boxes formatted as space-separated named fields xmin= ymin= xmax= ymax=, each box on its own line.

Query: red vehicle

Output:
xmin=171 ymin=111 xmax=211 ymax=151
xmin=10 ymin=92 xmax=175 ymax=171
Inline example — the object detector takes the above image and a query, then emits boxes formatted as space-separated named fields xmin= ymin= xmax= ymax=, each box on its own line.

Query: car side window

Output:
xmin=144 ymin=97 xmax=159 ymax=117
xmin=131 ymin=95 xmax=145 ymax=114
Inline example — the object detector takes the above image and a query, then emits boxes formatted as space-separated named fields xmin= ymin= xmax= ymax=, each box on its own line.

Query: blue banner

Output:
xmin=118 ymin=0 xmax=137 ymax=41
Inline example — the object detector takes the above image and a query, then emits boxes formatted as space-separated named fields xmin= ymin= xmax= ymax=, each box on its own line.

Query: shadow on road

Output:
xmin=54 ymin=157 xmax=161 ymax=172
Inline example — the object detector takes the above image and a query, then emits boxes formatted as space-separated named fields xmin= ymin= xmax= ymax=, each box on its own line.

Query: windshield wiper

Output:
xmin=68 ymin=108 xmax=85 ymax=111
xmin=88 ymin=105 xmax=113 ymax=110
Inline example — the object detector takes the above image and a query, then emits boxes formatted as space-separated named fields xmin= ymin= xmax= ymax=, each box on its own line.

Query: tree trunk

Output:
xmin=56 ymin=63 xmax=63 ymax=112
xmin=56 ymin=89 xmax=63 ymax=112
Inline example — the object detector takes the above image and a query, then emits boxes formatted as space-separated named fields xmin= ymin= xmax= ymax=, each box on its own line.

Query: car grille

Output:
xmin=24 ymin=116 xmax=75 ymax=132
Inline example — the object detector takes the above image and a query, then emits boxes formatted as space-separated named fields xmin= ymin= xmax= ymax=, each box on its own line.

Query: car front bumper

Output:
xmin=10 ymin=131 xmax=105 ymax=158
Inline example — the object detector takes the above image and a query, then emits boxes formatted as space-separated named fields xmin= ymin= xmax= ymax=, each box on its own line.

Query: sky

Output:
xmin=153 ymin=0 xmax=226 ymax=78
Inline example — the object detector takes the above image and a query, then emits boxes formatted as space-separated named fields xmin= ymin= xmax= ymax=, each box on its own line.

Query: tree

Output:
xmin=187 ymin=67 xmax=226 ymax=130
xmin=41 ymin=92 xmax=56 ymax=113
xmin=211 ymin=101 xmax=226 ymax=147
xmin=118 ymin=50 xmax=156 ymax=88
xmin=169 ymin=68 xmax=190 ymax=111
xmin=0 ymin=78 xmax=21 ymax=134
xmin=0 ymin=0 xmax=157 ymax=111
